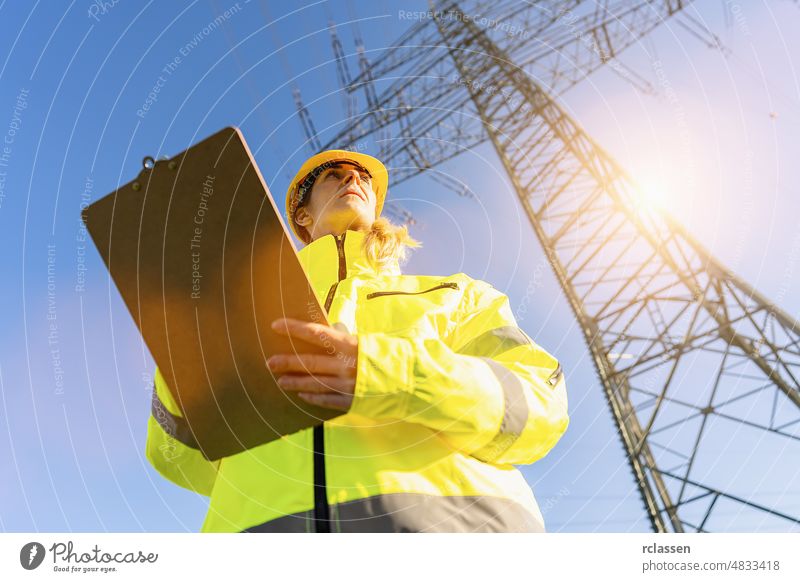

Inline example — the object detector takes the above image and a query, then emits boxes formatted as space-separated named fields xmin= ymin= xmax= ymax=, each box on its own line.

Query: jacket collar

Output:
xmin=297 ymin=228 xmax=401 ymax=295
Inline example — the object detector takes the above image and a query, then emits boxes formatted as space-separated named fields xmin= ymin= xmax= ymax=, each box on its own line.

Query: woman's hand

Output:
xmin=268 ymin=318 xmax=358 ymax=411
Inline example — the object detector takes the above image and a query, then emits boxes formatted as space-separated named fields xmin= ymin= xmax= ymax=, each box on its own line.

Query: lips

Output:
xmin=339 ymin=187 xmax=364 ymax=202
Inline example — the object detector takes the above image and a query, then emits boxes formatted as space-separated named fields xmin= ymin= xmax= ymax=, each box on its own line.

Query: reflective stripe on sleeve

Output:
xmin=150 ymin=386 xmax=199 ymax=450
xmin=454 ymin=325 xmax=533 ymax=358
xmin=472 ymin=357 xmax=530 ymax=463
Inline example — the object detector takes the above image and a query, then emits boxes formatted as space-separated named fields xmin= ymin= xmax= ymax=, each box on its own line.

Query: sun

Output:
xmin=631 ymin=173 xmax=670 ymax=211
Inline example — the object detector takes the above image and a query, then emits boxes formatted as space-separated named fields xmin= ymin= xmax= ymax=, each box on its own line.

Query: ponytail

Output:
xmin=362 ymin=216 xmax=422 ymax=271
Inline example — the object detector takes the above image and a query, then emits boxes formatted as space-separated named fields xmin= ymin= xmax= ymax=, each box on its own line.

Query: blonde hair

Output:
xmin=363 ymin=216 xmax=422 ymax=271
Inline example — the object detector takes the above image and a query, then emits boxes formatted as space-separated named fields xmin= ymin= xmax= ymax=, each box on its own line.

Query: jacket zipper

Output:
xmin=314 ymin=231 xmax=347 ymax=533
xmin=365 ymin=281 xmax=459 ymax=300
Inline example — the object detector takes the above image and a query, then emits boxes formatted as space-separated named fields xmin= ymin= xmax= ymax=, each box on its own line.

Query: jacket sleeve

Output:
xmin=145 ymin=367 xmax=220 ymax=496
xmin=349 ymin=278 xmax=569 ymax=466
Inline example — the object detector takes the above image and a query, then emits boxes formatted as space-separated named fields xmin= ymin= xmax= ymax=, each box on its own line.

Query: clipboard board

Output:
xmin=82 ymin=126 xmax=342 ymax=461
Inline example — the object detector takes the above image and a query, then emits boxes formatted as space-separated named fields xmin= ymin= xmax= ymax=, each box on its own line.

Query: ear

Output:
xmin=294 ymin=206 xmax=313 ymax=228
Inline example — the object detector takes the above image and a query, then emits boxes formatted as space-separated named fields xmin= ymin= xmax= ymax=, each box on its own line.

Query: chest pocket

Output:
xmin=358 ymin=281 xmax=461 ymax=338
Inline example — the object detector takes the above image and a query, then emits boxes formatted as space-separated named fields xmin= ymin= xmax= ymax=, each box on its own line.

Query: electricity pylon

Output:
xmin=300 ymin=0 xmax=800 ymax=532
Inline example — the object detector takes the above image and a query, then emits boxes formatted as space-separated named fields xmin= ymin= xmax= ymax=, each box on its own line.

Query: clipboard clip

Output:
xmin=133 ymin=155 xmax=175 ymax=191
xmin=143 ymin=155 xmax=174 ymax=170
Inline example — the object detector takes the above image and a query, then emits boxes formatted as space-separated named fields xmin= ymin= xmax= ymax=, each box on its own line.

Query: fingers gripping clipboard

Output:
xmin=82 ymin=126 xmax=342 ymax=461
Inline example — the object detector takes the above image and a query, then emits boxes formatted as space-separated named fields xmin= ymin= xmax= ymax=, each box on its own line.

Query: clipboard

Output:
xmin=82 ymin=126 xmax=342 ymax=461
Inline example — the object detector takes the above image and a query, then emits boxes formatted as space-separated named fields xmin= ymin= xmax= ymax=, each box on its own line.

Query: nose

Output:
xmin=341 ymin=168 xmax=362 ymax=186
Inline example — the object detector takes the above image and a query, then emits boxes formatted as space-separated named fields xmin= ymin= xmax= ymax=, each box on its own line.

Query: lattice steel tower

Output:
xmin=297 ymin=1 xmax=800 ymax=532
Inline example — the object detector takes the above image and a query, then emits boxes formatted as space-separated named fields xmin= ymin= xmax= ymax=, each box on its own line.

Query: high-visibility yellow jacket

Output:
xmin=145 ymin=228 xmax=569 ymax=532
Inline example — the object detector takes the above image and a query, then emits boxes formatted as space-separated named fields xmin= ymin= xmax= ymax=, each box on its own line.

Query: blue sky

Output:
xmin=1 ymin=1 xmax=799 ymax=532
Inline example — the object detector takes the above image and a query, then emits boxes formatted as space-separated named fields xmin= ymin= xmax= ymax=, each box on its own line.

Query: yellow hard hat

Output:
xmin=285 ymin=149 xmax=388 ymax=244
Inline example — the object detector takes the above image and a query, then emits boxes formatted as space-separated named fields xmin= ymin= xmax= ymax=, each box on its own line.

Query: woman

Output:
xmin=145 ymin=149 xmax=569 ymax=532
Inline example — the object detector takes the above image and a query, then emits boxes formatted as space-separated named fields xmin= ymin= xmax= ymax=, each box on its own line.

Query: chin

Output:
xmin=329 ymin=206 xmax=372 ymax=226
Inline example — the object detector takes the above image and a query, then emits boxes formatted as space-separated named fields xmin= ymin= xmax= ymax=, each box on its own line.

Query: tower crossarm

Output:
xmin=323 ymin=0 xmax=696 ymax=187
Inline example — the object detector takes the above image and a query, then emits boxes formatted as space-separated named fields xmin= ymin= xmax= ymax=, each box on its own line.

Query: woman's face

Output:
xmin=294 ymin=162 xmax=377 ymax=241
